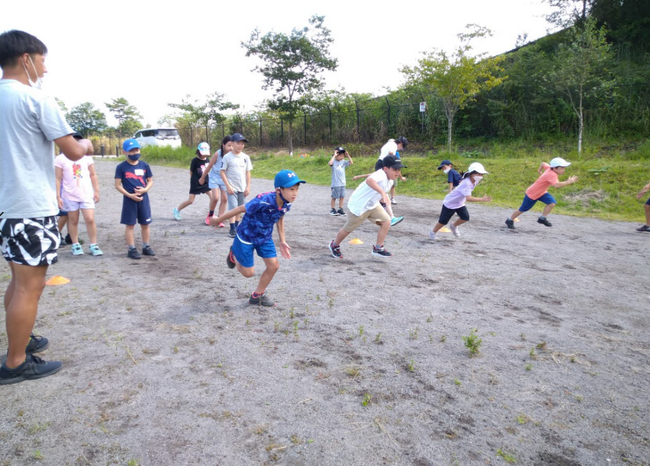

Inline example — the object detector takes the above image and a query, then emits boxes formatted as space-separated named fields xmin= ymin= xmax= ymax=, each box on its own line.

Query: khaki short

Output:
xmin=343 ymin=205 xmax=391 ymax=232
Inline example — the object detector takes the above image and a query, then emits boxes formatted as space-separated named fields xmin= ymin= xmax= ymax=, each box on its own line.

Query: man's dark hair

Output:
xmin=0 ymin=30 xmax=48 ymax=68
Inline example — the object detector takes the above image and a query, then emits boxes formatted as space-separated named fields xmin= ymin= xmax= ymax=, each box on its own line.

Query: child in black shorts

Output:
xmin=114 ymin=139 xmax=155 ymax=260
xmin=173 ymin=142 xmax=213 ymax=222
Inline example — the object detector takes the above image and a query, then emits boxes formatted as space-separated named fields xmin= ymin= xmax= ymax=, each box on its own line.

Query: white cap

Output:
xmin=467 ymin=162 xmax=489 ymax=174
xmin=550 ymin=157 xmax=571 ymax=168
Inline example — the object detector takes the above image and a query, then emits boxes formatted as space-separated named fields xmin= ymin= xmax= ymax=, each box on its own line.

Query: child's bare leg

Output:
xmin=339 ymin=197 xmax=345 ymax=209
xmin=209 ymin=189 xmax=219 ymax=212
xmin=125 ymin=225 xmax=135 ymax=246
xmin=177 ymin=195 xmax=196 ymax=212
xmin=376 ymin=220 xmax=390 ymax=246
xmin=452 ymin=219 xmax=468 ymax=227
xmin=253 ymin=257 xmax=280 ymax=295
xmin=81 ymin=209 xmax=97 ymax=244
xmin=141 ymin=224 xmax=150 ymax=244
xmin=67 ymin=210 xmax=80 ymax=243
xmin=510 ymin=210 xmax=523 ymax=221
xmin=334 ymin=228 xmax=351 ymax=245
xmin=432 ymin=222 xmax=445 ymax=233
xmin=541 ymin=203 xmax=556 ymax=217
xmin=57 ymin=216 xmax=67 ymax=233
xmin=390 ymin=185 xmax=396 ymax=199
xmin=331 ymin=198 xmax=336 ymax=209
xmin=645 ymin=204 xmax=650 ymax=226
xmin=218 ymin=189 xmax=227 ymax=216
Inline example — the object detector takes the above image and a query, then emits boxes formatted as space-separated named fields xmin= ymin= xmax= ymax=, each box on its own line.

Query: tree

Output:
xmin=552 ymin=17 xmax=615 ymax=153
xmin=544 ymin=0 xmax=593 ymax=28
xmin=66 ymin=102 xmax=108 ymax=136
xmin=168 ymin=93 xmax=238 ymax=147
xmin=105 ymin=97 xmax=143 ymax=137
xmin=401 ymin=25 xmax=506 ymax=151
xmin=242 ymin=14 xmax=338 ymax=153
xmin=55 ymin=97 xmax=67 ymax=113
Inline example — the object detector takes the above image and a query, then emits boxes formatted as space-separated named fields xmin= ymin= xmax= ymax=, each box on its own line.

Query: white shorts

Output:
xmin=62 ymin=198 xmax=95 ymax=211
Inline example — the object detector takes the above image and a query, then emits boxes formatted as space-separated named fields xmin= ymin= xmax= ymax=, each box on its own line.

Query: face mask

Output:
xmin=443 ymin=168 xmax=451 ymax=174
xmin=474 ymin=175 xmax=483 ymax=183
xmin=22 ymin=55 xmax=43 ymax=90
xmin=128 ymin=154 xmax=141 ymax=161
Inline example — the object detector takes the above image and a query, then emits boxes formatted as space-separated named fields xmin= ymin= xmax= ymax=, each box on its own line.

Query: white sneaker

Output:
xmin=390 ymin=197 xmax=397 ymax=205
xmin=429 ymin=230 xmax=437 ymax=241
xmin=450 ymin=224 xmax=460 ymax=237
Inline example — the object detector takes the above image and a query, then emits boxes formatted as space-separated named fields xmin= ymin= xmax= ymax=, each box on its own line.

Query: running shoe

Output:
xmin=329 ymin=241 xmax=342 ymax=259
xmin=71 ymin=243 xmax=84 ymax=256
xmin=0 ymin=354 xmax=62 ymax=385
xmin=249 ymin=292 xmax=276 ymax=307
xmin=205 ymin=214 xmax=212 ymax=225
xmin=329 ymin=208 xmax=339 ymax=216
xmin=390 ymin=216 xmax=404 ymax=227
xmin=226 ymin=246 xmax=236 ymax=269
xmin=337 ymin=208 xmax=346 ymax=216
xmin=429 ymin=230 xmax=437 ymax=241
xmin=390 ymin=197 xmax=397 ymax=205
xmin=26 ymin=333 xmax=48 ymax=354
xmin=537 ymin=217 xmax=552 ymax=227
xmin=173 ymin=208 xmax=181 ymax=221
xmin=142 ymin=246 xmax=156 ymax=256
xmin=505 ymin=218 xmax=515 ymax=229
xmin=450 ymin=224 xmax=460 ymax=237
xmin=128 ymin=248 xmax=141 ymax=260
xmin=372 ymin=245 xmax=392 ymax=257
xmin=636 ymin=225 xmax=650 ymax=232
xmin=218 ymin=222 xmax=225 ymax=228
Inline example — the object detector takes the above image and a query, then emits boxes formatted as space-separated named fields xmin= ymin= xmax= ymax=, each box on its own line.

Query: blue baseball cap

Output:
xmin=438 ymin=159 xmax=452 ymax=170
xmin=197 ymin=142 xmax=210 ymax=155
xmin=230 ymin=133 xmax=248 ymax=143
xmin=122 ymin=139 xmax=141 ymax=152
xmin=274 ymin=170 xmax=306 ymax=188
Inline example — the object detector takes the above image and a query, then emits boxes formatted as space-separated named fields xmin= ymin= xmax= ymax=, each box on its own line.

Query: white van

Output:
xmin=133 ymin=128 xmax=181 ymax=148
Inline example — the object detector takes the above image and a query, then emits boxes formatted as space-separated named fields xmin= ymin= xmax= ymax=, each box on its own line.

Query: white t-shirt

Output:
xmin=55 ymin=154 xmax=94 ymax=202
xmin=378 ymin=139 xmax=397 ymax=161
xmin=0 ymin=79 xmax=73 ymax=218
xmin=220 ymin=151 xmax=253 ymax=192
xmin=347 ymin=169 xmax=392 ymax=216
xmin=443 ymin=177 xmax=477 ymax=209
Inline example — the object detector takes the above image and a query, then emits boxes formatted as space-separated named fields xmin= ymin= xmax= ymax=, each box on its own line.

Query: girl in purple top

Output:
xmin=429 ymin=162 xmax=492 ymax=241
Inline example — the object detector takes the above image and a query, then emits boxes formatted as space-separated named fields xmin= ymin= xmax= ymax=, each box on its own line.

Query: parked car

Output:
xmin=133 ymin=128 xmax=181 ymax=148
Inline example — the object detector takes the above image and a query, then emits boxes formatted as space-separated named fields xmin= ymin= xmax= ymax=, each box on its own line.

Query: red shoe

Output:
xmin=205 ymin=214 xmax=212 ymax=226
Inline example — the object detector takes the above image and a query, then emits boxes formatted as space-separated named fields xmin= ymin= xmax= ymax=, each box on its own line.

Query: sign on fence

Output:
xmin=420 ymin=102 xmax=426 ymax=113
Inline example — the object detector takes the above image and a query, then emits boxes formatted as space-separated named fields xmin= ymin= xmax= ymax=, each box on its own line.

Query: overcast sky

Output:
xmin=2 ymin=0 xmax=554 ymax=128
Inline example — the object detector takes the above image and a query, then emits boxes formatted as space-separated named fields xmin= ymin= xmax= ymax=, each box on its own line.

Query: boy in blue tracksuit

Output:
xmin=210 ymin=170 xmax=306 ymax=307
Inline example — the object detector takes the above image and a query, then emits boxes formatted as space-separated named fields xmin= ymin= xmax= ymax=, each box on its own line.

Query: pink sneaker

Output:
xmin=205 ymin=214 xmax=212 ymax=226
xmin=218 ymin=222 xmax=225 ymax=228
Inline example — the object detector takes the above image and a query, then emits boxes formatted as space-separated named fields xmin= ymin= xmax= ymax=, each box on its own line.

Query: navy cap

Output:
xmin=274 ymin=170 xmax=307 ymax=188
xmin=122 ymin=139 xmax=141 ymax=152
xmin=382 ymin=155 xmax=407 ymax=170
xmin=231 ymin=133 xmax=248 ymax=143
xmin=438 ymin=159 xmax=452 ymax=170
xmin=336 ymin=146 xmax=346 ymax=154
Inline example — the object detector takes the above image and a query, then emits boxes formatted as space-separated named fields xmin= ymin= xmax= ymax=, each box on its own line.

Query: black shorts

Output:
xmin=438 ymin=205 xmax=470 ymax=225
xmin=0 ymin=216 xmax=60 ymax=266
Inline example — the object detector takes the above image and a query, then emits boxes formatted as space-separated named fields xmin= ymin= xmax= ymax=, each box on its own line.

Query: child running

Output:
xmin=221 ymin=133 xmax=253 ymax=238
xmin=505 ymin=157 xmax=578 ymax=229
xmin=199 ymin=135 xmax=232 ymax=227
xmin=329 ymin=155 xmax=406 ymax=259
xmin=329 ymin=146 xmax=353 ymax=216
xmin=429 ymin=162 xmax=491 ymax=240
xmin=210 ymin=170 xmax=306 ymax=307
xmin=635 ymin=180 xmax=650 ymax=232
xmin=438 ymin=159 xmax=461 ymax=192
xmin=173 ymin=142 xmax=213 ymax=222
xmin=54 ymin=132 xmax=102 ymax=255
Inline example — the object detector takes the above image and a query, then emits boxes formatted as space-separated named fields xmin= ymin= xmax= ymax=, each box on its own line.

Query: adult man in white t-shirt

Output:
xmin=0 ymin=30 xmax=93 ymax=384
xmin=376 ymin=136 xmax=408 ymax=204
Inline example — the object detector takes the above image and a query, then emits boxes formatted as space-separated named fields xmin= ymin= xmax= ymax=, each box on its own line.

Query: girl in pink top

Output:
xmin=505 ymin=157 xmax=578 ymax=229
xmin=429 ymin=162 xmax=492 ymax=241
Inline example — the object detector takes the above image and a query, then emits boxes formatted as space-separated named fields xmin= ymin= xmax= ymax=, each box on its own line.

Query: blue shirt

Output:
xmin=447 ymin=168 xmax=461 ymax=187
xmin=237 ymin=192 xmax=291 ymax=245
xmin=115 ymin=161 xmax=153 ymax=194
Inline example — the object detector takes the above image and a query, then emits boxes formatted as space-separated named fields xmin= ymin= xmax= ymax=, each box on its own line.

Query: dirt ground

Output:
xmin=1 ymin=160 xmax=648 ymax=466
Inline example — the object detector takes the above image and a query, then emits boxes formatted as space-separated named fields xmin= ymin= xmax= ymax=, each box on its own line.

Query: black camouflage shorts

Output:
xmin=0 ymin=216 xmax=60 ymax=266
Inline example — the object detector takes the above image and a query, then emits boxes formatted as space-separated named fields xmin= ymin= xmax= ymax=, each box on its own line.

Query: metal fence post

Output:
xmin=259 ymin=119 xmax=263 ymax=146
xmin=385 ymin=97 xmax=391 ymax=128
xmin=355 ymin=99 xmax=360 ymax=142
xmin=281 ymin=119 xmax=284 ymax=143
xmin=304 ymin=112 xmax=307 ymax=146
xmin=115 ymin=145 xmax=119 ymax=156
xmin=100 ymin=144 xmax=105 ymax=157
xmin=328 ymin=105 xmax=332 ymax=142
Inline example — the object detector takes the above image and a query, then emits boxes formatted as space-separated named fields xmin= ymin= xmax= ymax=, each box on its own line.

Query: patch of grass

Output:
xmin=462 ymin=328 xmax=482 ymax=357
xmin=362 ymin=393 xmax=372 ymax=407
xmin=496 ymin=448 xmax=517 ymax=463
